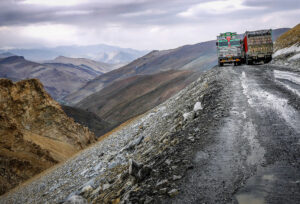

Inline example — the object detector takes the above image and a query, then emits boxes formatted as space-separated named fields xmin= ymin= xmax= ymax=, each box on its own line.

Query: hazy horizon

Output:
xmin=0 ymin=0 xmax=299 ymax=50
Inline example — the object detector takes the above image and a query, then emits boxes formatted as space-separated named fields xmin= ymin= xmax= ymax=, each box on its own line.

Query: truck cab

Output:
xmin=216 ymin=32 xmax=243 ymax=66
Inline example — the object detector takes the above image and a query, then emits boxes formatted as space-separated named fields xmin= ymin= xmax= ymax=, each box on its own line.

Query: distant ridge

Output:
xmin=0 ymin=44 xmax=148 ymax=63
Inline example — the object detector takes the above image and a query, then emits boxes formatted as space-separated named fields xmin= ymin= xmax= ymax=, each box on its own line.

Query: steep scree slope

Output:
xmin=0 ymin=79 xmax=95 ymax=195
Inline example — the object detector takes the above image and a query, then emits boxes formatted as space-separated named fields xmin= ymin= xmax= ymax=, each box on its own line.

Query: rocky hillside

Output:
xmin=0 ymin=56 xmax=105 ymax=101
xmin=0 ymin=79 xmax=95 ymax=195
xmin=63 ymin=40 xmax=217 ymax=105
xmin=76 ymin=70 xmax=196 ymax=127
xmin=272 ymin=24 xmax=300 ymax=68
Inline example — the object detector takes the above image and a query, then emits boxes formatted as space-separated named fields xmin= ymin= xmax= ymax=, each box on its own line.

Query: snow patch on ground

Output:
xmin=274 ymin=70 xmax=300 ymax=85
xmin=273 ymin=44 xmax=300 ymax=58
xmin=274 ymin=70 xmax=300 ymax=97
xmin=288 ymin=53 xmax=300 ymax=61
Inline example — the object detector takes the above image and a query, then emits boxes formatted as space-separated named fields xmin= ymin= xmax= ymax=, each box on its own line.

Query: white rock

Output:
xmin=183 ymin=112 xmax=193 ymax=121
xmin=64 ymin=195 xmax=88 ymax=204
xmin=193 ymin=102 xmax=202 ymax=111
xmin=102 ymin=183 xmax=111 ymax=191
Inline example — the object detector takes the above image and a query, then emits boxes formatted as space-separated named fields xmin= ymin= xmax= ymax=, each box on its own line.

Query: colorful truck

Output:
xmin=243 ymin=29 xmax=273 ymax=65
xmin=216 ymin=32 xmax=243 ymax=66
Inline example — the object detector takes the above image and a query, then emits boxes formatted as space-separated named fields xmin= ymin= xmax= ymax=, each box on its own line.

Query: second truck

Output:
xmin=243 ymin=29 xmax=273 ymax=65
xmin=216 ymin=29 xmax=273 ymax=66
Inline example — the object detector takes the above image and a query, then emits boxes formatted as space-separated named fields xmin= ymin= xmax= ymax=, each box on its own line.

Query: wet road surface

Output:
xmin=173 ymin=65 xmax=300 ymax=204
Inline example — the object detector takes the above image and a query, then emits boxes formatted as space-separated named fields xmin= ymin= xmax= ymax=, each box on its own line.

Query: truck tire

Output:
xmin=246 ymin=57 xmax=252 ymax=65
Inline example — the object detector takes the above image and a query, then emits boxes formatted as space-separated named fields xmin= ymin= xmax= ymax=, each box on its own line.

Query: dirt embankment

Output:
xmin=274 ymin=23 xmax=300 ymax=51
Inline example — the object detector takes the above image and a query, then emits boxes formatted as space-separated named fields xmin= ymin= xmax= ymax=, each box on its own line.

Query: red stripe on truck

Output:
xmin=244 ymin=36 xmax=248 ymax=53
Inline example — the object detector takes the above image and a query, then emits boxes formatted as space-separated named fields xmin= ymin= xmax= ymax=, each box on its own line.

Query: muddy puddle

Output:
xmin=234 ymin=161 xmax=300 ymax=204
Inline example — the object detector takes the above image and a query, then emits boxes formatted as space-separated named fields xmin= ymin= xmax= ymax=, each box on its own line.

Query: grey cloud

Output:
xmin=0 ymin=0 xmax=299 ymax=49
xmin=0 ymin=0 xmax=208 ymax=26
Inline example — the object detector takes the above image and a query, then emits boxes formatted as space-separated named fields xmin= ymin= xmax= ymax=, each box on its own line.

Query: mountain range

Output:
xmin=0 ymin=56 xmax=116 ymax=101
xmin=0 ymin=44 xmax=148 ymax=64
xmin=77 ymin=70 xmax=196 ymax=126
xmin=64 ymin=40 xmax=217 ymax=105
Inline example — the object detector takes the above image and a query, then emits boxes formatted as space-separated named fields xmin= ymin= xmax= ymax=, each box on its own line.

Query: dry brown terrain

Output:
xmin=274 ymin=24 xmax=300 ymax=51
xmin=77 ymin=70 xmax=196 ymax=126
xmin=0 ymin=78 xmax=95 ymax=195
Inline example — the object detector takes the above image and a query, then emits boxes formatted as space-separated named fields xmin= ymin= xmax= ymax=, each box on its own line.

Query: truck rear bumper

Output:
xmin=219 ymin=57 xmax=241 ymax=63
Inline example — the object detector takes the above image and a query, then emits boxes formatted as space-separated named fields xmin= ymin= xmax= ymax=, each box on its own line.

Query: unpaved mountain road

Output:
xmin=172 ymin=65 xmax=300 ymax=204
xmin=1 ymin=65 xmax=300 ymax=204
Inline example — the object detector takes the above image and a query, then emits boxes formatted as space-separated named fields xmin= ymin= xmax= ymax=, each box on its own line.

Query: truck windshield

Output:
xmin=230 ymin=40 xmax=240 ymax=46
xmin=218 ymin=41 xmax=228 ymax=46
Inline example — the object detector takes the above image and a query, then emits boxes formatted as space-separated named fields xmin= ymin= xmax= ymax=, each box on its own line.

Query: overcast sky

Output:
xmin=0 ymin=0 xmax=299 ymax=50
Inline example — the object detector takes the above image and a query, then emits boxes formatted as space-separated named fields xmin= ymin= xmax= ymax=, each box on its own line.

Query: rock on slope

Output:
xmin=0 ymin=56 xmax=103 ymax=101
xmin=272 ymin=24 xmax=300 ymax=69
xmin=0 ymin=66 xmax=228 ymax=203
xmin=76 ymin=70 xmax=197 ymax=127
xmin=0 ymin=79 xmax=95 ymax=195
xmin=64 ymin=40 xmax=217 ymax=105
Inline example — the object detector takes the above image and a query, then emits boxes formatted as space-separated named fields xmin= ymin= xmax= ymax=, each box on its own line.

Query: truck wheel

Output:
xmin=246 ymin=58 xmax=252 ymax=65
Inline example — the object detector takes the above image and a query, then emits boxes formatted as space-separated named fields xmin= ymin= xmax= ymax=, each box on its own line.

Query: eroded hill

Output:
xmin=0 ymin=79 xmax=95 ymax=195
